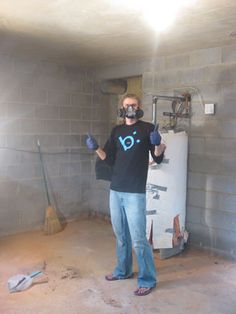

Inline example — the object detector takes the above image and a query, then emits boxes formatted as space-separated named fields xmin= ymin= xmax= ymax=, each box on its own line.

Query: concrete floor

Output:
xmin=0 ymin=218 xmax=236 ymax=314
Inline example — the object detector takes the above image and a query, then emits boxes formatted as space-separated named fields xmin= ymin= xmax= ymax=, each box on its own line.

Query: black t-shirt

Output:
xmin=103 ymin=120 xmax=164 ymax=193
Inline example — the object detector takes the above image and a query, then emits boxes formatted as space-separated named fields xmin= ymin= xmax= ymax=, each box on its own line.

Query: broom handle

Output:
xmin=37 ymin=140 xmax=51 ymax=206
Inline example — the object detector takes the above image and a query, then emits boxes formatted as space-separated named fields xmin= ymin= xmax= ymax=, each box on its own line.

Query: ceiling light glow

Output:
xmin=110 ymin=0 xmax=197 ymax=32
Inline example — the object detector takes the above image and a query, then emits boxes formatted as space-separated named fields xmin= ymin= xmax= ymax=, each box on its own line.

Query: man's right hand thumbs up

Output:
xmin=86 ymin=134 xmax=99 ymax=151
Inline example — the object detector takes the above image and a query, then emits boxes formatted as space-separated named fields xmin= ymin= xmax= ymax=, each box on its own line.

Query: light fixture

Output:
xmin=110 ymin=0 xmax=198 ymax=32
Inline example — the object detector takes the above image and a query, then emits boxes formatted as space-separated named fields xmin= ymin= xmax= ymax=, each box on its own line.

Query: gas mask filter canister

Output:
xmin=118 ymin=105 xmax=144 ymax=119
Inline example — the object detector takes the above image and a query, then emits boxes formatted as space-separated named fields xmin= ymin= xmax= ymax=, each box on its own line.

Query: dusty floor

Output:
xmin=0 ymin=219 xmax=236 ymax=314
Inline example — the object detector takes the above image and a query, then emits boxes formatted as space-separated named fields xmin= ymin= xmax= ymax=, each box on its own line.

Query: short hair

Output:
xmin=119 ymin=93 xmax=141 ymax=107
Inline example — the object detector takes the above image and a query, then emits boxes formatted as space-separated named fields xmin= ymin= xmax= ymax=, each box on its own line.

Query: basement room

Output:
xmin=0 ymin=0 xmax=236 ymax=313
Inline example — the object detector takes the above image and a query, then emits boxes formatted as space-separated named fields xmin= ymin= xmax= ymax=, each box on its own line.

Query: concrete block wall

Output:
xmin=82 ymin=81 xmax=112 ymax=216
xmin=94 ymin=44 xmax=236 ymax=258
xmin=141 ymin=46 xmax=236 ymax=258
xmin=0 ymin=54 xmax=110 ymax=235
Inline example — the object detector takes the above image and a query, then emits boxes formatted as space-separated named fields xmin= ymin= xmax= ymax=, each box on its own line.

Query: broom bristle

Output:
xmin=44 ymin=206 xmax=62 ymax=235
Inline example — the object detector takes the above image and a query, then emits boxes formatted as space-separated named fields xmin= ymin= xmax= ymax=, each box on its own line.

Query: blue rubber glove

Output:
xmin=150 ymin=125 xmax=161 ymax=145
xmin=86 ymin=134 xmax=99 ymax=151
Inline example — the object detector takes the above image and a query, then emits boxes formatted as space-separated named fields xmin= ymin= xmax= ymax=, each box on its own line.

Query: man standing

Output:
xmin=86 ymin=93 xmax=166 ymax=296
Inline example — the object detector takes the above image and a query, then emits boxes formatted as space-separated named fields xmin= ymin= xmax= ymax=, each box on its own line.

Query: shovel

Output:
xmin=7 ymin=270 xmax=43 ymax=293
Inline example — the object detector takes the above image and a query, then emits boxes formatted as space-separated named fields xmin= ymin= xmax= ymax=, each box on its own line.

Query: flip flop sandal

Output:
xmin=105 ymin=274 xmax=119 ymax=281
xmin=134 ymin=287 xmax=153 ymax=296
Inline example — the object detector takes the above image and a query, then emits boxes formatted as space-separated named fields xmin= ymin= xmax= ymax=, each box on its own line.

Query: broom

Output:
xmin=37 ymin=140 xmax=62 ymax=235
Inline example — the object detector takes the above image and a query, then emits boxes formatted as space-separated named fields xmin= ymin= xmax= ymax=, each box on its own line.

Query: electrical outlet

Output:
xmin=204 ymin=103 xmax=215 ymax=115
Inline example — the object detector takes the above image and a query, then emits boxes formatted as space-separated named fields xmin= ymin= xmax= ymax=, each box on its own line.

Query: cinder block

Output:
xmin=69 ymin=175 xmax=83 ymax=188
xmin=47 ymin=91 xmax=71 ymax=106
xmin=82 ymin=79 xmax=94 ymax=93
xmin=43 ymin=153 xmax=69 ymax=164
xmin=187 ymin=189 xmax=206 ymax=209
xmin=222 ymin=44 xmax=236 ymax=63
xmin=180 ymin=67 xmax=209 ymax=85
xmin=91 ymin=121 xmax=109 ymax=135
xmin=0 ymin=134 xmax=6 ymax=146
xmin=41 ymin=120 xmax=70 ymax=134
xmin=205 ymin=191 xmax=236 ymax=213
xmin=0 ymin=150 xmax=22 ymax=164
xmin=71 ymin=93 xmax=92 ymax=107
xmin=219 ymin=83 xmax=236 ymax=118
xmin=194 ymin=83 xmax=221 ymax=105
xmin=80 ymin=160 xmax=92 ymax=175
xmin=188 ymin=154 xmax=221 ymax=174
xmin=189 ymin=119 xmax=221 ymax=137
xmin=213 ymin=63 xmax=236 ymax=82
xmin=149 ymin=57 xmax=165 ymax=72
xmin=60 ymin=106 xmax=82 ymax=120
xmin=205 ymin=138 xmax=236 ymax=157
xmin=59 ymin=162 xmax=81 ymax=176
xmin=0 ymin=87 xmax=21 ymax=102
xmin=0 ymin=179 xmax=18 ymax=200
xmin=59 ymin=186 xmax=82 ymax=207
xmin=20 ymin=119 xmax=43 ymax=134
xmin=91 ymin=107 xmax=107 ymax=121
xmin=7 ymin=103 xmax=35 ymax=119
xmin=0 ymin=55 xmax=14 ymax=72
xmin=20 ymin=151 xmax=39 ymax=164
xmin=13 ymin=72 xmax=36 ymax=88
xmin=189 ymin=223 xmax=236 ymax=259
xmin=220 ymin=119 xmax=236 ymax=138
xmin=35 ymin=105 xmax=59 ymax=119
xmin=190 ymin=47 xmax=222 ymax=67
xmin=67 ymin=78 xmax=83 ymax=92
xmin=165 ymin=53 xmax=190 ymax=70
xmin=221 ymin=83 xmax=236 ymax=104
xmin=36 ymin=75 xmax=67 ymax=91
xmin=186 ymin=205 xmax=203 ymax=224
xmin=0 ymin=166 xmax=7 ymax=179
xmin=71 ymin=121 xmax=90 ymax=134
xmin=7 ymin=163 xmax=42 ymax=180
xmin=205 ymin=173 xmax=236 ymax=194
xmin=86 ymin=188 xmax=110 ymax=215
xmin=15 ymin=179 xmax=45 ymax=207
xmin=221 ymin=157 xmax=236 ymax=176
xmin=186 ymin=222 xmax=217 ymax=248
xmin=49 ymin=176 xmax=71 ymax=192
xmin=202 ymin=208 xmax=236 ymax=230
xmin=93 ymin=93 xmax=110 ymax=107
xmin=43 ymin=161 xmax=60 ymax=177
xmin=59 ymin=135 xmax=80 ymax=147
xmin=14 ymin=57 xmax=39 ymax=73
xmin=188 ymin=137 xmax=205 ymax=154
xmin=142 ymin=72 xmax=154 ymax=93
xmin=40 ymin=61 xmax=59 ymax=75
xmin=68 ymin=148 xmax=88 ymax=162
xmin=21 ymin=87 xmax=47 ymax=104
xmin=215 ymin=228 xmax=236 ymax=258
xmin=204 ymin=138 xmax=224 ymax=156
xmin=80 ymin=108 xmax=92 ymax=121
xmin=0 ymin=208 xmax=19 ymax=235
xmin=0 ymin=103 xmax=7 ymax=118
xmin=35 ymin=134 xmax=60 ymax=148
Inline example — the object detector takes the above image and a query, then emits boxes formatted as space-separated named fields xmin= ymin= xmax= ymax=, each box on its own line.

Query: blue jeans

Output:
xmin=109 ymin=189 xmax=157 ymax=288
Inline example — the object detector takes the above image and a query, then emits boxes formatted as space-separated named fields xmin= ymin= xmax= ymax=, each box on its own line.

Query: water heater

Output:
xmin=146 ymin=130 xmax=188 ymax=256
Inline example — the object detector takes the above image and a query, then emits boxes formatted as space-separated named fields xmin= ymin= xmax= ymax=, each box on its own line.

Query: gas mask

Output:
xmin=118 ymin=105 xmax=144 ymax=119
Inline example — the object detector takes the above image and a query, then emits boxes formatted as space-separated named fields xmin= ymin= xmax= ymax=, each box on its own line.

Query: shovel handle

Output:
xmin=30 ymin=271 xmax=42 ymax=278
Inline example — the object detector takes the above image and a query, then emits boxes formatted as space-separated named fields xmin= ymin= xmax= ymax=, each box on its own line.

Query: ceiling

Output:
xmin=0 ymin=0 xmax=235 ymax=67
